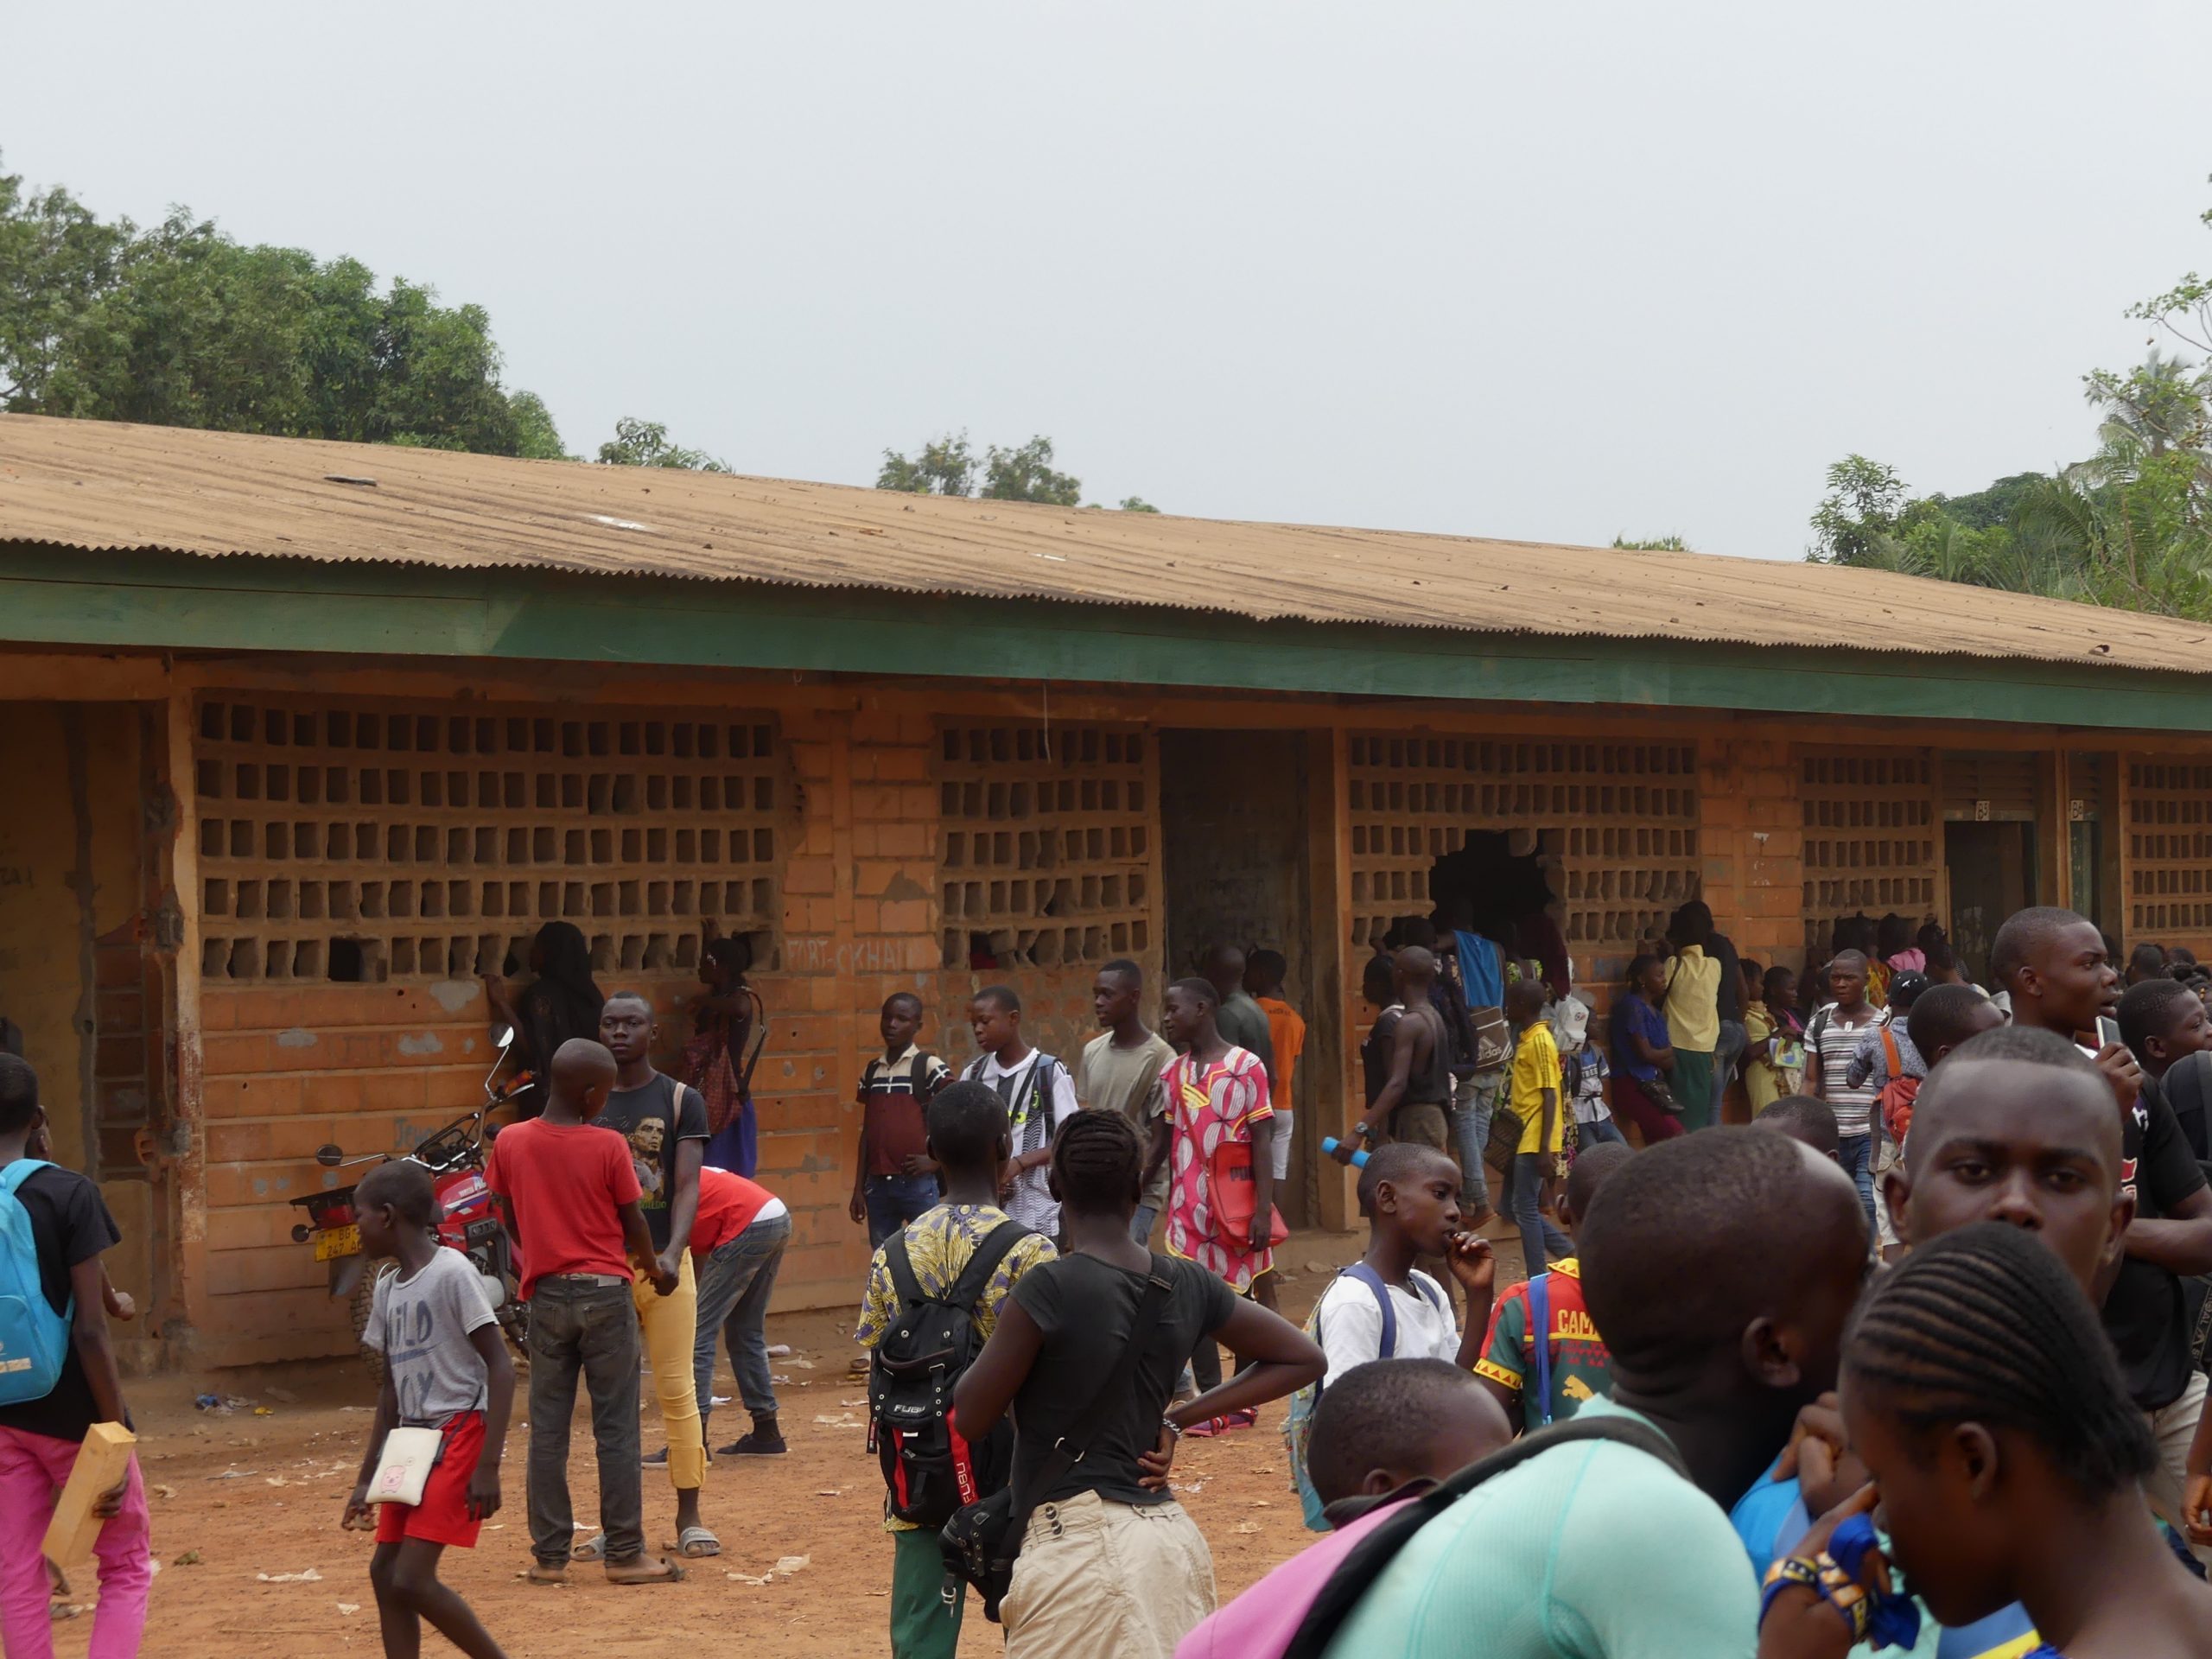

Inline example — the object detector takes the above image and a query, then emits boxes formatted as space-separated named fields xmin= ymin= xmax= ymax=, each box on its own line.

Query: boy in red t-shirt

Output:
xmin=688 ymin=1167 xmax=792 ymax=1456
xmin=485 ymin=1038 xmax=682 ymax=1586
xmin=849 ymin=994 xmax=951 ymax=1249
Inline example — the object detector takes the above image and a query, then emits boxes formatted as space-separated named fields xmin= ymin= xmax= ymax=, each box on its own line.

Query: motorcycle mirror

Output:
xmin=493 ymin=1024 xmax=515 ymax=1052
xmin=315 ymin=1143 xmax=345 ymax=1167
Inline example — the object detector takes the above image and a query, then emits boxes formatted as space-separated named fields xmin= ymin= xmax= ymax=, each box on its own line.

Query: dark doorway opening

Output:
xmin=1426 ymin=830 xmax=1560 ymax=952
xmin=1946 ymin=822 xmax=2038 ymax=983
xmin=1159 ymin=729 xmax=1316 ymax=1221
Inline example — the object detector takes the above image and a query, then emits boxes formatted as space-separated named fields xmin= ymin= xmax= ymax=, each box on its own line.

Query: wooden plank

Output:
xmin=41 ymin=1422 xmax=135 ymax=1567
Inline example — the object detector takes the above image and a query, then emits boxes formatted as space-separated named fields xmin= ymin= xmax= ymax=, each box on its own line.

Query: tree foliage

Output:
xmin=1808 ymin=181 xmax=2212 ymax=620
xmin=1611 ymin=533 xmax=1689 ymax=551
xmin=879 ymin=430 xmax=1137 ymax=509
xmin=0 ymin=156 xmax=563 ymax=458
xmin=596 ymin=416 xmax=728 ymax=472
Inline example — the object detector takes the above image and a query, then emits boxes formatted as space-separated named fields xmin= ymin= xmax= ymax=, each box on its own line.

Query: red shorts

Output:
xmin=375 ymin=1411 xmax=487 ymax=1548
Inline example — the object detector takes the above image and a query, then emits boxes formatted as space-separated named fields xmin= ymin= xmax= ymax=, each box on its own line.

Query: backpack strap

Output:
xmin=1339 ymin=1262 xmax=1400 ymax=1361
xmin=1528 ymin=1274 xmax=1554 ymax=1428
xmin=1002 ymin=1257 xmax=1176 ymax=1537
xmin=1282 ymin=1413 xmax=1690 ymax=1659
xmin=942 ymin=1219 xmax=1031 ymax=1317
xmin=0 ymin=1158 xmax=53 ymax=1198
xmin=1880 ymin=1026 xmax=1902 ymax=1082
xmin=883 ymin=1232 xmax=926 ymax=1316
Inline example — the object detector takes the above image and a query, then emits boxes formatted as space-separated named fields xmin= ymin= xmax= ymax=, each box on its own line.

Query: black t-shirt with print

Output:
xmin=596 ymin=1073 xmax=709 ymax=1254
xmin=1008 ymin=1252 xmax=1236 ymax=1508
xmin=2102 ymin=1079 xmax=2209 ymax=1411
xmin=0 ymin=1162 xmax=122 ymax=1443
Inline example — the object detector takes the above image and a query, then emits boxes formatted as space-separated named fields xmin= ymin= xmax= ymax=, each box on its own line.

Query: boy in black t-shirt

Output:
xmin=950 ymin=1111 xmax=1322 ymax=1653
xmin=594 ymin=994 xmax=719 ymax=1554
xmin=0 ymin=1054 xmax=150 ymax=1656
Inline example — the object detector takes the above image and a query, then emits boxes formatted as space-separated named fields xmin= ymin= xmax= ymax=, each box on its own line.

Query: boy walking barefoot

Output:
xmin=0 ymin=1055 xmax=149 ymax=1659
xmin=850 ymin=994 xmax=952 ymax=1249
xmin=344 ymin=1161 xmax=514 ymax=1659
xmin=594 ymin=993 xmax=719 ymax=1557
xmin=485 ymin=1039 xmax=682 ymax=1587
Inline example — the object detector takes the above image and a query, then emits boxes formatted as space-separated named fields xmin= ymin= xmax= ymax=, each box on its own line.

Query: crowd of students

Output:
xmin=848 ymin=904 xmax=2212 ymax=1659
xmin=20 ymin=897 xmax=2212 ymax=1656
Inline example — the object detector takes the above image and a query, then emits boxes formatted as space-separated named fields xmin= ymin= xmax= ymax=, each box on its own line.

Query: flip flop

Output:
xmin=569 ymin=1534 xmax=607 ymax=1562
xmin=526 ymin=1561 xmax=569 ymax=1586
xmin=605 ymin=1554 xmax=686 ymax=1586
xmin=661 ymin=1526 xmax=721 ymax=1560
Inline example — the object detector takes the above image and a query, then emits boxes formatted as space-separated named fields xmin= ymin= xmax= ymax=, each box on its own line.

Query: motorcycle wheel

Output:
xmin=351 ymin=1259 xmax=396 ymax=1389
xmin=501 ymin=1299 xmax=531 ymax=1374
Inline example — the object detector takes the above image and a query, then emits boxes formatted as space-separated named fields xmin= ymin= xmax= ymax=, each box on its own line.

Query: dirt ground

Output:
xmin=52 ymin=1224 xmax=1532 ymax=1658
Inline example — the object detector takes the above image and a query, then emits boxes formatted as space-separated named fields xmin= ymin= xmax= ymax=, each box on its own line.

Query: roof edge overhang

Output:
xmin=5 ymin=542 xmax=2210 ymax=735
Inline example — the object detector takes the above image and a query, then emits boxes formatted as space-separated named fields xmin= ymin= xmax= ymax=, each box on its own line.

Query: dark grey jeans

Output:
xmin=692 ymin=1211 xmax=791 ymax=1432
xmin=525 ymin=1274 xmax=643 ymax=1566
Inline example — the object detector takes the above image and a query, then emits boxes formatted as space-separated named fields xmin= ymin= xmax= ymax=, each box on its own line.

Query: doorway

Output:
xmin=1158 ymin=729 xmax=1316 ymax=1221
xmin=1946 ymin=822 xmax=2038 ymax=983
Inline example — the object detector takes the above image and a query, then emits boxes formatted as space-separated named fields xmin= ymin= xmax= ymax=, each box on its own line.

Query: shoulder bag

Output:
xmin=939 ymin=1258 xmax=1175 ymax=1622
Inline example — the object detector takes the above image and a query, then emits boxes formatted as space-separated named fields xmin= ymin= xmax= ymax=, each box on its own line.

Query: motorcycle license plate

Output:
xmin=315 ymin=1224 xmax=361 ymax=1261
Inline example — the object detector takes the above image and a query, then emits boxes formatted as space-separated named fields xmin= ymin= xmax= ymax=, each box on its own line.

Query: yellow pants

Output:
xmin=632 ymin=1251 xmax=707 ymax=1490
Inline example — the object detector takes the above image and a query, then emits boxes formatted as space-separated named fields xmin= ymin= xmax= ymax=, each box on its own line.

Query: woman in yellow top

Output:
xmin=1656 ymin=903 xmax=1723 ymax=1131
xmin=1741 ymin=963 xmax=1805 ymax=1111
xmin=1505 ymin=980 xmax=1573 ymax=1273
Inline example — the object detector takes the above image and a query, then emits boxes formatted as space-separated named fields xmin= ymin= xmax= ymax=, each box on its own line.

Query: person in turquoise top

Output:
xmin=1323 ymin=1126 xmax=1869 ymax=1658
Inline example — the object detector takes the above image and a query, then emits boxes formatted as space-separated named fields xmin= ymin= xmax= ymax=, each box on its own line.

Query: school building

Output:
xmin=5 ymin=412 xmax=2212 ymax=1368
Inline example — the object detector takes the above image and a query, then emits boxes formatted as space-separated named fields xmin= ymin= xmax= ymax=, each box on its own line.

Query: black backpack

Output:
xmin=868 ymin=1219 xmax=1031 ymax=1529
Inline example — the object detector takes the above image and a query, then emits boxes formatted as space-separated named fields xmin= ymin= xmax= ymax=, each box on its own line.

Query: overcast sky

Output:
xmin=11 ymin=2 xmax=2211 ymax=561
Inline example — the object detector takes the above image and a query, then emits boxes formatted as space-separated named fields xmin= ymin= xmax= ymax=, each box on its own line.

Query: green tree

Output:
xmin=595 ymin=416 xmax=728 ymax=471
xmin=981 ymin=435 xmax=1080 ymax=505
xmin=876 ymin=432 xmax=976 ymax=496
xmin=1611 ymin=533 xmax=1688 ymax=550
xmin=1808 ymin=455 xmax=1917 ymax=564
xmin=0 ymin=155 xmax=563 ymax=459
xmin=1118 ymin=496 xmax=1161 ymax=513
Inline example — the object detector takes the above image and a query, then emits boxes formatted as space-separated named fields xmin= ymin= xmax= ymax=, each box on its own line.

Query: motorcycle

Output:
xmin=289 ymin=1026 xmax=534 ymax=1381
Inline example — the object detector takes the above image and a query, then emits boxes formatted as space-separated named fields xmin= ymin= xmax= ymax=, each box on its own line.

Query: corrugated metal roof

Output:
xmin=4 ymin=412 xmax=2209 ymax=676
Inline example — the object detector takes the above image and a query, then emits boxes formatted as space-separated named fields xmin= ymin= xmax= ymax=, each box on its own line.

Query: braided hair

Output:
xmin=1845 ymin=1220 xmax=2156 ymax=1501
xmin=1050 ymin=1107 xmax=1142 ymax=1216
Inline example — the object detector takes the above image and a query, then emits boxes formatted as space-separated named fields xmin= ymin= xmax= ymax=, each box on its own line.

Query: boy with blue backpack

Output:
xmin=1285 ymin=1143 xmax=1495 ymax=1528
xmin=1474 ymin=1139 xmax=1629 ymax=1433
xmin=0 ymin=1052 xmax=149 ymax=1659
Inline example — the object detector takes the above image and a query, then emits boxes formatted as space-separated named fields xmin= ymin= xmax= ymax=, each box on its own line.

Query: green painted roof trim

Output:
xmin=3 ymin=544 xmax=2209 ymax=732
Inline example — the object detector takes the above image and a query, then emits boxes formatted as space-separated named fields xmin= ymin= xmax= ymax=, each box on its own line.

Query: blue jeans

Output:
xmin=1713 ymin=1020 xmax=1748 ymax=1122
xmin=864 ymin=1173 xmax=940 ymax=1251
xmin=1450 ymin=1071 xmax=1503 ymax=1212
xmin=1512 ymin=1152 xmax=1573 ymax=1274
xmin=693 ymin=1211 xmax=791 ymax=1431
xmin=1130 ymin=1203 xmax=1159 ymax=1245
xmin=1838 ymin=1133 xmax=1876 ymax=1230
xmin=1577 ymin=1117 xmax=1626 ymax=1147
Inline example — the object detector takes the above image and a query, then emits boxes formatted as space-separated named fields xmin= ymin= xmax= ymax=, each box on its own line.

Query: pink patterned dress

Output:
xmin=1162 ymin=1045 xmax=1275 ymax=1292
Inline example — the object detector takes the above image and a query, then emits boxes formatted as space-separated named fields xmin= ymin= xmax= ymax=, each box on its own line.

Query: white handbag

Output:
xmin=367 ymin=1426 xmax=447 ymax=1507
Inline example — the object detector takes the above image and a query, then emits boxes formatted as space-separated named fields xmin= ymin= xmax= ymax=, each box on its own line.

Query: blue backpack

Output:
xmin=0 ymin=1160 xmax=73 ymax=1406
